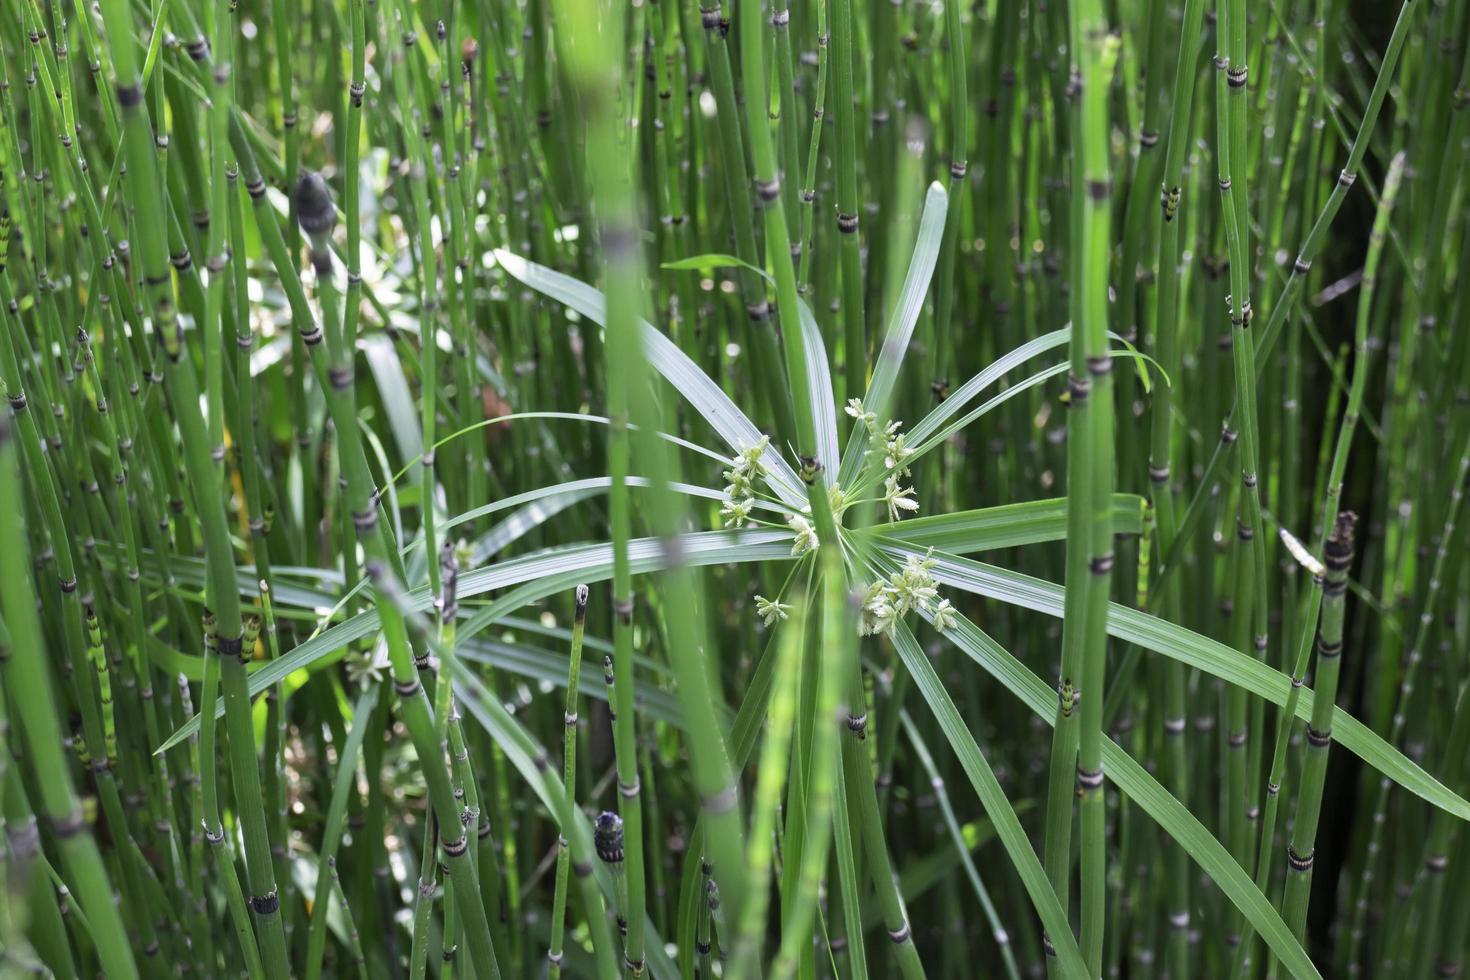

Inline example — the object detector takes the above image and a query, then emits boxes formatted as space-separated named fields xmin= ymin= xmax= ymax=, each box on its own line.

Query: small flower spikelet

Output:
xmin=754 ymin=595 xmax=791 ymax=627
xmin=721 ymin=435 xmax=770 ymax=528
xmin=346 ymin=641 xmax=392 ymax=689
xmin=931 ymin=598 xmax=957 ymax=633
xmin=846 ymin=398 xmax=878 ymax=433
xmin=859 ymin=581 xmax=896 ymax=636
xmin=721 ymin=496 xmax=753 ymax=529
xmin=852 ymin=399 xmax=914 ymax=478
xmin=859 ymin=550 xmax=947 ymax=636
xmin=883 ymin=474 xmax=919 ymax=522
xmin=883 ymin=422 xmax=913 ymax=474
xmin=788 ymin=514 xmax=819 ymax=556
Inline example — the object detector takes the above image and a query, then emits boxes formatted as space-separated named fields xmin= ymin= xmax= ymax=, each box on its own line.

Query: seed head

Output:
xmin=293 ymin=170 xmax=337 ymax=238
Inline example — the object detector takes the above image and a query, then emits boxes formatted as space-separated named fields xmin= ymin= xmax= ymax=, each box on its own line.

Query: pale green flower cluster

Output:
xmin=859 ymin=550 xmax=955 ymax=636
xmin=847 ymin=398 xmax=919 ymax=520
xmin=754 ymin=595 xmax=791 ymax=627
xmin=720 ymin=435 xmax=770 ymax=529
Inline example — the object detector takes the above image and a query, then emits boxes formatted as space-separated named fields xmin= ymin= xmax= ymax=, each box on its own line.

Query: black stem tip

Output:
xmin=293 ymin=170 xmax=337 ymax=238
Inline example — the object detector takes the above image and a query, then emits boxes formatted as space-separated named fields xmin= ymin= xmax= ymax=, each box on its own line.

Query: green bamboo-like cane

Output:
xmin=1278 ymin=512 xmax=1355 ymax=940
xmin=770 ymin=551 xmax=846 ymax=980
xmin=1144 ymin=1 xmax=1206 ymax=969
xmin=829 ymin=0 xmax=866 ymax=399
xmin=796 ymin=0 xmax=829 ymax=296
xmin=1237 ymin=149 xmax=1407 ymax=975
xmin=1072 ymin=3 xmax=1119 ymax=972
xmin=93 ymin=3 xmax=292 ymax=970
xmin=566 ymin=41 xmax=650 ymax=980
xmin=304 ymin=686 xmax=379 ymax=980
xmin=0 ymin=413 xmax=138 ymax=980
xmin=547 ymin=584 xmax=588 ymax=980
xmin=728 ymin=599 xmax=804 ymax=979
xmin=694 ymin=0 xmax=798 ymax=444
xmin=1215 ymin=0 xmax=1271 ymax=951
xmin=1152 ymin=0 xmax=1421 ymax=594
xmin=1042 ymin=0 xmax=1118 ymax=972
xmin=302 ymin=207 xmax=504 ymax=976
xmin=1344 ymin=432 xmax=1470 ymax=973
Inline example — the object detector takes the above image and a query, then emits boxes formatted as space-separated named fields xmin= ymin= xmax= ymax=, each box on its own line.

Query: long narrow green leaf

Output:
xmin=863 ymin=495 xmax=1145 ymax=554
xmin=879 ymin=543 xmax=1470 ymax=823
xmin=493 ymin=249 xmax=807 ymax=506
xmin=157 ymin=530 xmax=794 ymax=752
xmin=918 ymin=609 xmax=1322 ymax=980
xmin=835 ymin=181 xmax=949 ymax=486
xmin=888 ymin=622 xmax=1089 ymax=978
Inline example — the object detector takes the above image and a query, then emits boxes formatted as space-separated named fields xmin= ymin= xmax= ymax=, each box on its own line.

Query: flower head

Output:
xmin=846 ymin=398 xmax=879 ymax=434
xmin=345 ymin=641 xmax=392 ymax=689
xmin=883 ymin=474 xmax=919 ymax=522
xmin=788 ymin=514 xmax=819 ymax=556
xmin=931 ymin=598 xmax=957 ymax=633
xmin=754 ymin=595 xmax=791 ymax=627
xmin=734 ymin=435 xmax=771 ymax=476
xmin=721 ymin=496 xmax=754 ymax=528
xmin=883 ymin=424 xmax=913 ymax=473
xmin=860 ymin=581 xmax=896 ymax=636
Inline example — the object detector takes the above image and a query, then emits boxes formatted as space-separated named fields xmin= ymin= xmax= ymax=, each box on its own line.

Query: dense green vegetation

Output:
xmin=0 ymin=0 xmax=1466 ymax=976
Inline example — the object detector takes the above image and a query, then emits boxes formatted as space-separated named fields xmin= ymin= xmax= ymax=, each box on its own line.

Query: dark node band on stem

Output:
xmin=888 ymin=922 xmax=912 ymax=944
xmin=441 ymin=834 xmax=469 ymax=858
xmin=1067 ymin=372 xmax=1091 ymax=403
xmin=1089 ymin=553 xmax=1115 ymax=575
xmin=846 ymin=711 xmax=868 ymax=736
xmin=393 ymin=678 xmax=421 ymax=698
xmin=837 ymin=212 xmax=859 ymax=234
xmin=51 ymin=810 xmax=86 ymax=839
xmin=1076 ymin=765 xmax=1104 ymax=790
xmin=1317 ymin=638 xmax=1343 ymax=659
xmin=250 ymin=891 xmax=279 ymax=915
xmin=1306 ymin=726 xmax=1332 ymax=747
xmin=1086 ymin=178 xmax=1112 ymax=201
xmin=1227 ymin=65 xmax=1248 ymax=88
xmin=115 ymin=83 xmax=143 ymax=108
xmin=216 ymin=633 xmax=244 ymax=661
xmin=1286 ymin=845 xmax=1314 ymax=871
